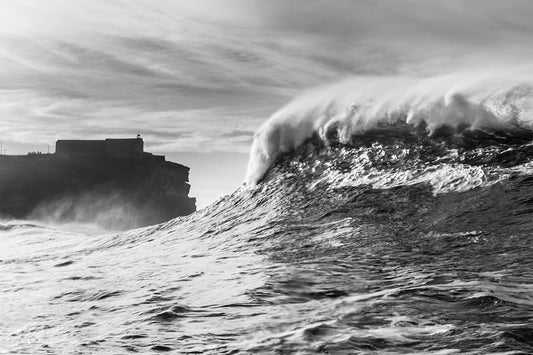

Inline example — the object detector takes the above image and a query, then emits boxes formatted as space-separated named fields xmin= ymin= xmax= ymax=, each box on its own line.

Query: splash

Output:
xmin=246 ymin=68 xmax=533 ymax=185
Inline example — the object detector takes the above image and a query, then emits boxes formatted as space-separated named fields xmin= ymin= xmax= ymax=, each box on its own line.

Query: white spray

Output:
xmin=246 ymin=67 xmax=533 ymax=185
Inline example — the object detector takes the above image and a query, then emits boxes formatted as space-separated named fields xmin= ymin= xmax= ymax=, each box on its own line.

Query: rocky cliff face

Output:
xmin=0 ymin=153 xmax=196 ymax=229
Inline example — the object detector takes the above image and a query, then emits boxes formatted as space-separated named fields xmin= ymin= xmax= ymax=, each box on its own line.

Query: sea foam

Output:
xmin=246 ymin=68 xmax=533 ymax=185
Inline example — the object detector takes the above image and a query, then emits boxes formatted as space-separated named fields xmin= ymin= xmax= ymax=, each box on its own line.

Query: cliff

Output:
xmin=0 ymin=140 xmax=196 ymax=229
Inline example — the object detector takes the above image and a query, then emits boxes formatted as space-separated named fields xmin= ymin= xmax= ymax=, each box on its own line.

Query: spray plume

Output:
xmin=246 ymin=67 xmax=533 ymax=185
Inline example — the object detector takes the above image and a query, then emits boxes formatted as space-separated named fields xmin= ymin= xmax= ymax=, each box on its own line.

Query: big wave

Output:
xmin=246 ymin=68 xmax=533 ymax=185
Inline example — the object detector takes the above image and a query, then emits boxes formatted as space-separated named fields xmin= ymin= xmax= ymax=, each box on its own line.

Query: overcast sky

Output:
xmin=1 ymin=0 xmax=533 ymax=207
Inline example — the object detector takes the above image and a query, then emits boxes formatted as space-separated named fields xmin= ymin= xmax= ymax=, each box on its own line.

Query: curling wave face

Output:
xmin=246 ymin=69 xmax=533 ymax=184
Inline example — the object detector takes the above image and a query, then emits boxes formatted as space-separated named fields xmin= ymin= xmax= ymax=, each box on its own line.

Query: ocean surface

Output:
xmin=3 ymin=77 xmax=533 ymax=354
xmin=2 ymin=127 xmax=533 ymax=354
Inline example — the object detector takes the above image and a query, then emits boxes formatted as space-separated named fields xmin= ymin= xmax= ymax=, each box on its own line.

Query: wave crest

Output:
xmin=246 ymin=70 xmax=533 ymax=185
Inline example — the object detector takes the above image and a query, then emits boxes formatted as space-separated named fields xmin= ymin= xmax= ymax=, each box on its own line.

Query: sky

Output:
xmin=1 ymin=0 xmax=533 ymax=207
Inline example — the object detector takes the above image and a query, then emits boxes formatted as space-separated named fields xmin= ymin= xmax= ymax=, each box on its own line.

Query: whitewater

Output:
xmin=2 ymin=73 xmax=533 ymax=354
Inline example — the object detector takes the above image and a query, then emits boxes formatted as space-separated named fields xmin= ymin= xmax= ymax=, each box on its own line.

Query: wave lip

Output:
xmin=246 ymin=71 xmax=533 ymax=185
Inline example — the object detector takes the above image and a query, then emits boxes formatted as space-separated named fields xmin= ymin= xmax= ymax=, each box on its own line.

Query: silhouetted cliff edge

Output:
xmin=0 ymin=138 xmax=196 ymax=229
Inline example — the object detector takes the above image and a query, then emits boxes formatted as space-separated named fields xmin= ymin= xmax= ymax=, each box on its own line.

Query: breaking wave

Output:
xmin=246 ymin=69 xmax=533 ymax=184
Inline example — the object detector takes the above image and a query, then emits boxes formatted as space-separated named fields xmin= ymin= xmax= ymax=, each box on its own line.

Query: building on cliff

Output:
xmin=56 ymin=138 xmax=144 ymax=159
xmin=0 ymin=137 xmax=196 ymax=229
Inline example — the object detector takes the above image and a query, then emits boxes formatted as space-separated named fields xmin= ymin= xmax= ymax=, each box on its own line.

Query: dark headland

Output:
xmin=0 ymin=137 xmax=196 ymax=229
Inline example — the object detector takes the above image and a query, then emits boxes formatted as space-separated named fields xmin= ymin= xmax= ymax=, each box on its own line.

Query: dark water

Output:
xmin=1 ymin=130 xmax=533 ymax=354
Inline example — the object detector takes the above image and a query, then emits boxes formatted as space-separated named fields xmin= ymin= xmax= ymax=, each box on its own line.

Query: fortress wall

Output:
xmin=56 ymin=138 xmax=144 ymax=159
xmin=56 ymin=140 xmax=106 ymax=157
xmin=105 ymin=138 xmax=143 ymax=159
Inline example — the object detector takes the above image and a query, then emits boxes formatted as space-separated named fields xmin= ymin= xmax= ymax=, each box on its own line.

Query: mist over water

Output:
xmin=29 ymin=192 xmax=168 ymax=232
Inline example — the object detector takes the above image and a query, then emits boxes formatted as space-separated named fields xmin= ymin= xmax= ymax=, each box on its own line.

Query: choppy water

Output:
xmin=2 ymin=128 xmax=533 ymax=354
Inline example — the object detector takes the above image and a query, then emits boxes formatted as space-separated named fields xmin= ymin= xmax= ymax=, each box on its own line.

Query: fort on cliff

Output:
xmin=56 ymin=137 xmax=145 ymax=159
xmin=0 ymin=137 xmax=196 ymax=229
